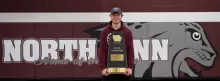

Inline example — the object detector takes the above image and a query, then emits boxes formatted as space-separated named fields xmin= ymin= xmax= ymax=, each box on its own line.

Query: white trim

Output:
xmin=0 ymin=12 xmax=220 ymax=22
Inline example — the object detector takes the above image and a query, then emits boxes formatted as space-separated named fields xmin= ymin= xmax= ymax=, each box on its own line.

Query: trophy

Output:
xmin=107 ymin=31 xmax=127 ymax=74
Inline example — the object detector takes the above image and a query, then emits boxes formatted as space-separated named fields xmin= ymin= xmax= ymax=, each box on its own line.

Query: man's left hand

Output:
xmin=124 ymin=68 xmax=132 ymax=76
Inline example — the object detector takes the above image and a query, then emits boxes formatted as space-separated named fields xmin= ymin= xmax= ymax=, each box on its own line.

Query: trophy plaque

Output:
xmin=107 ymin=31 xmax=127 ymax=74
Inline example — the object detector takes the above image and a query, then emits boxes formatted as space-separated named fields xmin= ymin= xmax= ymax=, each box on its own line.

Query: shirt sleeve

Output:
xmin=99 ymin=31 xmax=107 ymax=70
xmin=126 ymin=30 xmax=135 ymax=69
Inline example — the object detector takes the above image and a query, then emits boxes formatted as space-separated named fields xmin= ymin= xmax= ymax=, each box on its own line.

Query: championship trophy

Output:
xmin=107 ymin=31 xmax=127 ymax=74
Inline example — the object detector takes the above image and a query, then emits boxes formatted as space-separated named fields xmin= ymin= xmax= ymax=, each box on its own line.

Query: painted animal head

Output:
xmin=172 ymin=22 xmax=217 ymax=77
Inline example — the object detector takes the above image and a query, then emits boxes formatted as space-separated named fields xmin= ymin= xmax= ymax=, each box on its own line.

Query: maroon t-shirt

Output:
xmin=99 ymin=21 xmax=134 ymax=70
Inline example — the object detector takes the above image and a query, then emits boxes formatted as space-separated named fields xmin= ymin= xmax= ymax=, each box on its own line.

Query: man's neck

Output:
xmin=111 ymin=22 xmax=121 ymax=30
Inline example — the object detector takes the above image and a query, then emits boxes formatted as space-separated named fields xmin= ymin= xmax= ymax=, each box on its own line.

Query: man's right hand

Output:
xmin=102 ymin=68 xmax=109 ymax=76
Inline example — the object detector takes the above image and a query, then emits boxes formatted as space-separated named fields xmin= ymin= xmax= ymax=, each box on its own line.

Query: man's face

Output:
xmin=110 ymin=13 xmax=122 ymax=24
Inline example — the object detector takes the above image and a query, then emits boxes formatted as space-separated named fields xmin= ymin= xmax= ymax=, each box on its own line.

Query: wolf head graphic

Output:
xmin=83 ymin=22 xmax=218 ymax=78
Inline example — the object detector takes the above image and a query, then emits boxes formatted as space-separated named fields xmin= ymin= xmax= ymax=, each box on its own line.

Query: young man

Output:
xmin=99 ymin=7 xmax=134 ymax=81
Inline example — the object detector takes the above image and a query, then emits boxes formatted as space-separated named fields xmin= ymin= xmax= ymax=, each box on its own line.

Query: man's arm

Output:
xmin=127 ymin=30 xmax=135 ymax=69
xmin=99 ymin=31 xmax=107 ymax=70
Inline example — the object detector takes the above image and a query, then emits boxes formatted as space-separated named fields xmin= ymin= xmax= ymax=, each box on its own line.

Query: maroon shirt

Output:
xmin=99 ymin=21 xmax=134 ymax=70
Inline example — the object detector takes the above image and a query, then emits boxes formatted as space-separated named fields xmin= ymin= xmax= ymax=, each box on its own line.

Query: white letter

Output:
xmin=79 ymin=39 xmax=96 ymax=61
xmin=134 ymin=39 xmax=149 ymax=60
xmin=152 ymin=39 xmax=168 ymax=60
xmin=3 ymin=39 xmax=21 ymax=62
xmin=41 ymin=40 xmax=58 ymax=59
xmin=59 ymin=40 xmax=78 ymax=61
xmin=23 ymin=39 xmax=39 ymax=62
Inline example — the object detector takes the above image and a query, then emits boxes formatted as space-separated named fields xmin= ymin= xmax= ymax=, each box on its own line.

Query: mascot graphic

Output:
xmin=83 ymin=22 xmax=218 ymax=78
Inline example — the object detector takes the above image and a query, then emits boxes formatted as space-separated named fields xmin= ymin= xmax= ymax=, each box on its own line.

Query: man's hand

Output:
xmin=102 ymin=68 xmax=109 ymax=76
xmin=124 ymin=68 xmax=132 ymax=76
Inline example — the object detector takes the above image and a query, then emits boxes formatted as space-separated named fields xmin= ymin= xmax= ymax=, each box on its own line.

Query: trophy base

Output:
xmin=108 ymin=68 xmax=127 ymax=74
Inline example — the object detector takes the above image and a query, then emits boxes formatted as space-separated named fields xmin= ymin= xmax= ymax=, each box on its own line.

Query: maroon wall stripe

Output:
xmin=0 ymin=0 xmax=220 ymax=12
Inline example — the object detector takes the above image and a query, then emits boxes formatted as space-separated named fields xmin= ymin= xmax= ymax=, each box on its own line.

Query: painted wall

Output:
xmin=0 ymin=0 xmax=220 ymax=79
